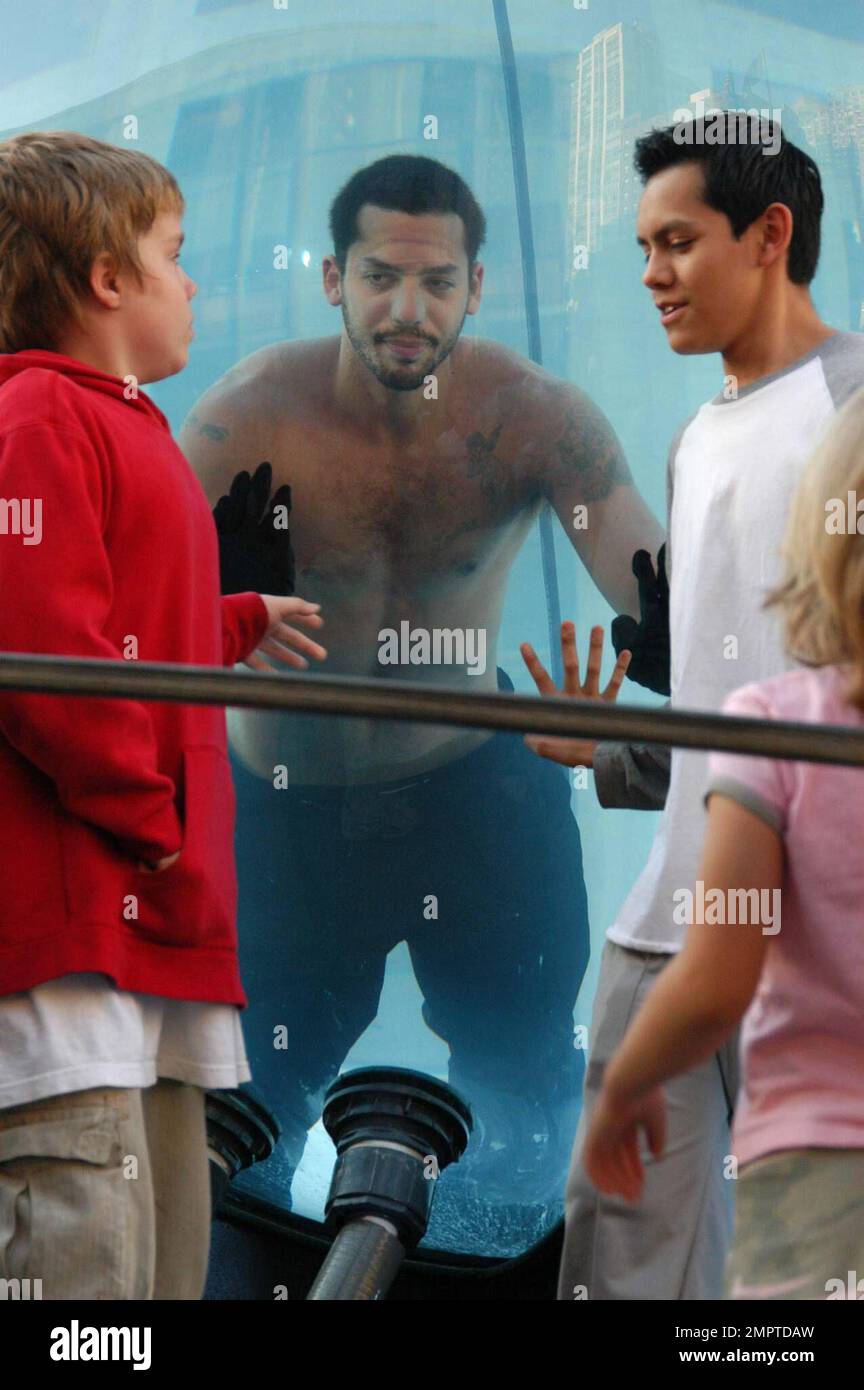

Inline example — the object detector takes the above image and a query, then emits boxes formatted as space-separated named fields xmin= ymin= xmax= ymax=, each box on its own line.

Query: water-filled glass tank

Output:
xmin=3 ymin=0 xmax=861 ymax=1267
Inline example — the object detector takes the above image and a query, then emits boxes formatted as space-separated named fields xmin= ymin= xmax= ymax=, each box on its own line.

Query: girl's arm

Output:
xmin=584 ymin=791 xmax=783 ymax=1198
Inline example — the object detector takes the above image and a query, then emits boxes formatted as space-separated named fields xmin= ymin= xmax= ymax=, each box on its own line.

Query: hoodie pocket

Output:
xmin=132 ymin=745 xmax=237 ymax=948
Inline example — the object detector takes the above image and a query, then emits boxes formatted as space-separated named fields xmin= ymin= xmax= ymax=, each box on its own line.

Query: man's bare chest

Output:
xmin=268 ymin=419 xmax=541 ymax=583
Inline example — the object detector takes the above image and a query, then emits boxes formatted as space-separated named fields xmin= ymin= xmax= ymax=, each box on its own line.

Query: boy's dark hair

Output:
xmin=633 ymin=114 xmax=824 ymax=284
xmin=328 ymin=154 xmax=486 ymax=272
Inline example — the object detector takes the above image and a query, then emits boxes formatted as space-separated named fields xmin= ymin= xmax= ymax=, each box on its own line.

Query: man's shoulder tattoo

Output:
xmin=465 ymin=423 xmax=505 ymax=475
xmin=554 ymin=402 xmax=632 ymax=502
xmin=187 ymin=410 xmax=229 ymax=443
xmin=463 ymin=423 xmax=517 ymax=503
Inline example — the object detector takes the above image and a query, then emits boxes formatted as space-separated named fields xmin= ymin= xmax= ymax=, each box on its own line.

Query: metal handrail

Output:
xmin=0 ymin=652 xmax=862 ymax=767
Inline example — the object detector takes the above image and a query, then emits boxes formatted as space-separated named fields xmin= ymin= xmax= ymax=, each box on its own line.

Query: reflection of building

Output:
xmin=561 ymin=21 xmax=680 ymax=522
xmin=567 ymin=21 xmax=664 ymax=262
xmin=796 ymin=85 xmax=864 ymax=202
xmin=793 ymin=87 xmax=864 ymax=329
xmin=799 ymin=86 xmax=864 ymax=176
xmin=1 ymin=35 xmax=536 ymax=422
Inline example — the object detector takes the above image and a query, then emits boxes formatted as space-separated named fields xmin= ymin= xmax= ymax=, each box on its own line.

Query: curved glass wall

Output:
xmin=3 ymin=0 xmax=862 ymax=1260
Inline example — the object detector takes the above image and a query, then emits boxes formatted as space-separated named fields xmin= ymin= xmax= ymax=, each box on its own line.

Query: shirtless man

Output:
xmin=180 ymin=155 xmax=664 ymax=1212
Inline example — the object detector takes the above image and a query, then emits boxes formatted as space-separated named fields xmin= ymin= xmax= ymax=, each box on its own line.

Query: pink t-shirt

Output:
xmin=706 ymin=663 xmax=864 ymax=1169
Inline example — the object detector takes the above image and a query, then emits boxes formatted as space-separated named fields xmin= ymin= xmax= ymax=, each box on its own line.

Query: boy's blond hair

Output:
xmin=0 ymin=130 xmax=184 ymax=354
xmin=767 ymin=384 xmax=864 ymax=711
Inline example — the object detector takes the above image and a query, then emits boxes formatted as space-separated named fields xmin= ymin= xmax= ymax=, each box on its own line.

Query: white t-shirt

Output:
xmin=0 ymin=973 xmax=250 ymax=1108
xmin=608 ymin=330 xmax=864 ymax=953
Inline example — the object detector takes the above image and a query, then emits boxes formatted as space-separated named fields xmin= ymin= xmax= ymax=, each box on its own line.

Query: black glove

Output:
xmin=212 ymin=462 xmax=296 ymax=596
xmin=610 ymin=544 xmax=670 ymax=695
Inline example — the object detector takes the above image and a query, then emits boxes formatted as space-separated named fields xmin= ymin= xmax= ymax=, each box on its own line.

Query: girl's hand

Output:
xmin=245 ymin=595 xmax=327 ymax=671
xmin=582 ymin=1083 xmax=667 ymax=1202
xmin=520 ymin=622 xmax=631 ymax=767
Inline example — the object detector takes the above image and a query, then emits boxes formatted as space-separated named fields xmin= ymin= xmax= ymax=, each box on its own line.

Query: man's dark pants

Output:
xmin=232 ymin=670 xmax=591 ymax=1198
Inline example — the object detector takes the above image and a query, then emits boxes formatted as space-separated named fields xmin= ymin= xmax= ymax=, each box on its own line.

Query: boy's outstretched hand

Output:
xmin=582 ymin=1084 xmax=667 ymax=1202
xmin=520 ymin=623 xmax=631 ymax=768
xmin=244 ymin=594 xmax=327 ymax=672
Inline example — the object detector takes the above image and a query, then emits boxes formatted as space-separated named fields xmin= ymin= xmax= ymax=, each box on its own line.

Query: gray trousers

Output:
xmin=0 ymin=1081 xmax=210 ymax=1300
xmin=557 ymin=939 xmax=739 ymax=1301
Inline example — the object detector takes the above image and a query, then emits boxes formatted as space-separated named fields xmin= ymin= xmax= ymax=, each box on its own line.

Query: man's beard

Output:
xmin=341 ymin=302 xmax=466 ymax=391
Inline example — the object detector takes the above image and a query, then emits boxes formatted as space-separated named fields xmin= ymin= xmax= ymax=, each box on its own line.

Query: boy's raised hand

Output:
xmin=244 ymin=595 xmax=327 ymax=672
xmin=520 ymin=622 xmax=631 ymax=768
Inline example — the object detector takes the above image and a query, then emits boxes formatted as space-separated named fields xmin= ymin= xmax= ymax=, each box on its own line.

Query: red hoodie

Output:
xmin=0 ymin=351 xmax=268 ymax=1004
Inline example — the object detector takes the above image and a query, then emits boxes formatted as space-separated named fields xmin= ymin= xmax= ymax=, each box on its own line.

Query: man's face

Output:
xmin=637 ymin=162 xmax=765 ymax=356
xmin=123 ymin=209 xmax=197 ymax=383
xmin=326 ymin=205 xmax=482 ymax=391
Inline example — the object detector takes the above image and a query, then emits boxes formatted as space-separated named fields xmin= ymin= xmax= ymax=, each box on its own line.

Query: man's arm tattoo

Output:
xmin=554 ymin=404 xmax=632 ymax=502
xmin=186 ymin=410 xmax=230 ymax=443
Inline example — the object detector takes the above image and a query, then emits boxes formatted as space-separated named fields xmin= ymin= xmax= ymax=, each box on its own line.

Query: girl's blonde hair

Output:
xmin=0 ymin=130 xmax=184 ymax=353
xmin=767 ymin=382 xmax=864 ymax=711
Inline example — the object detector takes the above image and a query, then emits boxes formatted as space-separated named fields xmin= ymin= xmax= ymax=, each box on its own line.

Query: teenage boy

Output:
xmin=529 ymin=114 xmax=864 ymax=1300
xmin=0 ymin=130 xmax=325 ymax=1300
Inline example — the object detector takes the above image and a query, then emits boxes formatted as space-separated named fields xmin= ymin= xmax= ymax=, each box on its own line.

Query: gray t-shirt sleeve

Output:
xmin=816 ymin=330 xmax=864 ymax=409
xmin=593 ymin=735 xmax=671 ymax=809
xmin=704 ymin=775 xmax=783 ymax=833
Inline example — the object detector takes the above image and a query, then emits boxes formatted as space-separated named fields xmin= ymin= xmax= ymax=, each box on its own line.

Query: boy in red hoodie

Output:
xmin=0 ymin=131 xmax=325 ymax=1300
